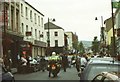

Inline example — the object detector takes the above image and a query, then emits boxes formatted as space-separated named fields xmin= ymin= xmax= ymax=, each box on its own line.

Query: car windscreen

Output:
xmin=84 ymin=64 xmax=120 ymax=80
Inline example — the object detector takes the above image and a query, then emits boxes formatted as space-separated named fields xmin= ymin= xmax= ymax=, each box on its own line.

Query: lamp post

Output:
xmin=95 ymin=16 xmax=106 ymax=56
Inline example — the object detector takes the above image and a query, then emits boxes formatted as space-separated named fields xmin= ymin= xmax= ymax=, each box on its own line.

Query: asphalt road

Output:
xmin=14 ymin=67 xmax=80 ymax=80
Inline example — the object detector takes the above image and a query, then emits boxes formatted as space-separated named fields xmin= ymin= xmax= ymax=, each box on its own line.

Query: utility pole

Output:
xmin=111 ymin=0 xmax=116 ymax=56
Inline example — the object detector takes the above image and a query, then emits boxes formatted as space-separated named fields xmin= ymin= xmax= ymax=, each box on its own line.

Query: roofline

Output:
xmin=44 ymin=22 xmax=64 ymax=30
xmin=24 ymin=0 xmax=44 ymax=16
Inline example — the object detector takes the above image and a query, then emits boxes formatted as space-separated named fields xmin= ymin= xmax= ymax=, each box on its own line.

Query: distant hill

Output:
xmin=81 ymin=41 xmax=92 ymax=48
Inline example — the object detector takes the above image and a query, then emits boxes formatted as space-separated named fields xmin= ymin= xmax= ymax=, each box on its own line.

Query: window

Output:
xmin=21 ymin=23 xmax=24 ymax=33
xmin=41 ymin=17 xmax=43 ymax=27
xmin=47 ymin=32 xmax=49 ymax=36
xmin=38 ymin=16 xmax=40 ymax=26
xmin=35 ymin=29 xmax=37 ymax=39
xmin=31 ymin=27 xmax=33 ymax=36
xmin=11 ymin=7 xmax=14 ymax=30
xmin=30 ymin=10 xmax=32 ymax=21
xmin=21 ymin=3 xmax=23 ymax=15
xmin=25 ymin=7 xmax=28 ymax=19
xmin=55 ymin=40 xmax=58 ymax=47
xmin=16 ymin=10 xmax=19 ymax=32
xmin=54 ymin=31 xmax=58 ymax=36
xmin=26 ymin=25 xmax=28 ymax=31
xmin=34 ymin=13 xmax=36 ymax=24
xmin=39 ymin=31 xmax=40 ymax=40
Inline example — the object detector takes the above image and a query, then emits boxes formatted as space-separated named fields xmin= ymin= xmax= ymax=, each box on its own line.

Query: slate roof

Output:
xmin=44 ymin=22 xmax=64 ymax=30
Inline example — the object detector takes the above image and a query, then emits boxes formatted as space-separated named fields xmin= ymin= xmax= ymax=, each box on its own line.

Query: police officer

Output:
xmin=48 ymin=52 xmax=57 ymax=77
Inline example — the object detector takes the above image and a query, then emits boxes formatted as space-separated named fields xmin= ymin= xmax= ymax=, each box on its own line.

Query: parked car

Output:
xmin=91 ymin=71 xmax=120 ymax=82
xmin=79 ymin=59 xmax=120 ymax=81
xmin=0 ymin=64 xmax=15 ymax=82
xmin=88 ymin=57 xmax=114 ymax=62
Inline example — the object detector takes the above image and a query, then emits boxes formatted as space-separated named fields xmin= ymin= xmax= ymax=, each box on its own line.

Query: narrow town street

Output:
xmin=14 ymin=67 xmax=80 ymax=80
xmin=1 ymin=0 xmax=120 ymax=82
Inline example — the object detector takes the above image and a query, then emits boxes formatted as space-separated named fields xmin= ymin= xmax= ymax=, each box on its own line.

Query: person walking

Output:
xmin=75 ymin=57 xmax=80 ymax=72
xmin=20 ymin=55 xmax=28 ymax=73
xmin=3 ymin=51 xmax=12 ymax=72
xmin=61 ymin=54 xmax=68 ymax=72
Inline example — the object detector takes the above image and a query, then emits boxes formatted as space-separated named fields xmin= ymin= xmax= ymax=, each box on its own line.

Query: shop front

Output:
xmin=3 ymin=33 xmax=23 ymax=68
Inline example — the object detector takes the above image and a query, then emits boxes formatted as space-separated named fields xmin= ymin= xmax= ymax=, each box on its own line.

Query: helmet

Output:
xmin=52 ymin=52 xmax=56 ymax=56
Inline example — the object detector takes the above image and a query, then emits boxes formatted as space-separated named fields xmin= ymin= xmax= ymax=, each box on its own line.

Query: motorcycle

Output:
xmin=47 ymin=62 xmax=61 ymax=77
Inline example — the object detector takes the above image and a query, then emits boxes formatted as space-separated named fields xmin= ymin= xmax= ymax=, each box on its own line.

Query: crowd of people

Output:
xmin=1 ymin=49 xmax=90 ymax=75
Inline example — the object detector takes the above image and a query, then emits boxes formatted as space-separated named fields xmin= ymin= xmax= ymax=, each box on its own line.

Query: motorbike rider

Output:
xmin=48 ymin=52 xmax=58 ymax=77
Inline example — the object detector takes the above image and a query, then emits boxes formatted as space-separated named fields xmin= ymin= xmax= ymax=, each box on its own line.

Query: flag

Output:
xmin=112 ymin=1 xmax=120 ymax=8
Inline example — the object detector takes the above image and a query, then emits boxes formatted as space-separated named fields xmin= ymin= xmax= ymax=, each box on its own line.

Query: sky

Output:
xmin=25 ymin=0 xmax=112 ymax=41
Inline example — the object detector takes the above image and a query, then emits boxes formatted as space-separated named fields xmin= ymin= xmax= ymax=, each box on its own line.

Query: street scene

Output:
xmin=0 ymin=0 xmax=120 ymax=82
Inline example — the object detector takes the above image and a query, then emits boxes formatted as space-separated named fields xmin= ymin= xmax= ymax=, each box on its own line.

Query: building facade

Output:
xmin=104 ymin=17 xmax=117 ymax=56
xmin=0 ymin=0 xmax=47 ymax=68
xmin=1 ymin=1 xmax=24 ymax=67
xmin=65 ymin=32 xmax=78 ymax=54
xmin=115 ymin=8 xmax=120 ymax=55
xmin=20 ymin=0 xmax=46 ymax=58
xmin=44 ymin=22 xmax=65 ymax=55
xmin=65 ymin=32 xmax=74 ymax=53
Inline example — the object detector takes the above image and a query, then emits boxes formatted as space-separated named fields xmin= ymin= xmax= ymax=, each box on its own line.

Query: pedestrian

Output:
xmin=3 ymin=50 xmax=12 ymax=72
xmin=40 ymin=56 xmax=46 ymax=71
xmin=61 ymin=54 xmax=68 ymax=72
xmin=20 ymin=55 xmax=28 ymax=73
xmin=75 ymin=57 xmax=80 ymax=72
xmin=80 ymin=54 xmax=87 ymax=71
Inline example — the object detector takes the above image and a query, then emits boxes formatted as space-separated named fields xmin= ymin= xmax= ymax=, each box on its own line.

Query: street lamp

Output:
xmin=47 ymin=18 xmax=55 ymax=47
xmin=95 ymin=16 xmax=106 ymax=55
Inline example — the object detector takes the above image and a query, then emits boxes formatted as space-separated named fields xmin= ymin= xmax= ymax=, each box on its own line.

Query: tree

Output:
xmin=78 ymin=41 xmax=85 ymax=54
xmin=72 ymin=40 xmax=78 ymax=53
xmin=91 ymin=36 xmax=100 ymax=55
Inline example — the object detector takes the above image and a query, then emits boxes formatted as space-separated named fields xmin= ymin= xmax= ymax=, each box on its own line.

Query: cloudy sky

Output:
xmin=25 ymin=0 xmax=112 ymax=41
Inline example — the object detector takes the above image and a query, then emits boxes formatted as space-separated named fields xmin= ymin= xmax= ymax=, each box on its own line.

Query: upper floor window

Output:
xmin=34 ymin=13 xmax=36 ymax=24
xmin=38 ymin=16 xmax=40 ymax=26
xmin=21 ymin=3 xmax=23 ymax=15
xmin=21 ymin=23 xmax=24 ymax=33
xmin=39 ymin=31 xmax=40 ymax=40
xmin=26 ymin=25 xmax=28 ymax=31
xmin=41 ymin=17 xmax=43 ymax=27
xmin=31 ymin=27 xmax=33 ymax=36
xmin=25 ymin=7 xmax=28 ymax=19
xmin=35 ymin=29 xmax=37 ymax=39
xmin=54 ymin=32 xmax=58 ymax=36
xmin=30 ymin=10 xmax=32 ymax=21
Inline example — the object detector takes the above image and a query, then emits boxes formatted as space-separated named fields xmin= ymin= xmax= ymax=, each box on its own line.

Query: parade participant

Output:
xmin=47 ymin=52 xmax=61 ymax=77
xmin=75 ymin=57 xmax=80 ymax=72
xmin=61 ymin=53 xmax=68 ymax=72
xmin=20 ymin=54 xmax=28 ymax=73
xmin=80 ymin=54 xmax=87 ymax=71
xmin=3 ymin=50 xmax=12 ymax=72
xmin=48 ymin=52 xmax=56 ymax=77
xmin=40 ymin=56 xmax=46 ymax=71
